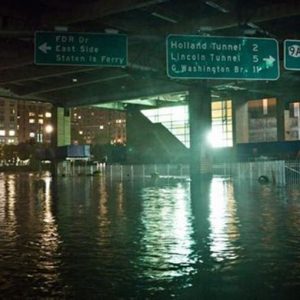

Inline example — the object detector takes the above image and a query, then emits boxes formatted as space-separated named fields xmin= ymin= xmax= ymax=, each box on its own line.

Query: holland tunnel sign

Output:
xmin=166 ymin=35 xmax=279 ymax=80
xmin=35 ymin=31 xmax=127 ymax=67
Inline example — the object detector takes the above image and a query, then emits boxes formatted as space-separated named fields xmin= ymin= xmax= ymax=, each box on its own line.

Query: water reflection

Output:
xmin=2 ymin=174 xmax=300 ymax=298
xmin=0 ymin=174 xmax=16 ymax=227
xmin=0 ymin=174 xmax=62 ymax=297
xmin=208 ymin=178 xmax=240 ymax=262
xmin=139 ymin=182 xmax=195 ymax=280
xmin=37 ymin=177 xmax=61 ymax=284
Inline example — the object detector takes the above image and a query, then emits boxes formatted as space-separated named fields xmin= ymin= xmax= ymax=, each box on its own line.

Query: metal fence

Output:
xmin=213 ymin=160 xmax=286 ymax=186
xmin=284 ymin=161 xmax=300 ymax=184
xmin=105 ymin=164 xmax=190 ymax=180
xmin=57 ymin=160 xmax=300 ymax=185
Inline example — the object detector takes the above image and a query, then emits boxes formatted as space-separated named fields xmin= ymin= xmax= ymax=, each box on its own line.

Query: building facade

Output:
xmin=71 ymin=107 xmax=126 ymax=145
xmin=17 ymin=100 xmax=53 ymax=144
xmin=0 ymin=99 xmax=127 ymax=147
xmin=0 ymin=98 xmax=18 ymax=144
xmin=0 ymin=98 xmax=53 ymax=145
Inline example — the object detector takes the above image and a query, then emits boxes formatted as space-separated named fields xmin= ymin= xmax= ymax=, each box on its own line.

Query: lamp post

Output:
xmin=44 ymin=124 xmax=53 ymax=144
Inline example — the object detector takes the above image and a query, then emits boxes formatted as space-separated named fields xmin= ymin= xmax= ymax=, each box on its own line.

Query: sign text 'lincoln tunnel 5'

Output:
xmin=167 ymin=35 xmax=279 ymax=80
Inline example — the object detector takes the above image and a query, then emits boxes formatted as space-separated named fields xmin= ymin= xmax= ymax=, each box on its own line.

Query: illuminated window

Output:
xmin=9 ymin=130 xmax=15 ymax=136
xmin=210 ymin=100 xmax=233 ymax=147
xmin=37 ymin=133 xmax=43 ymax=143
xmin=45 ymin=112 xmax=52 ymax=118
xmin=29 ymin=132 xmax=35 ymax=138
xmin=99 ymin=125 xmax=104 ymax=130
xmin=142 ymin=105 xmax=190 ymax=147
xmin=79 ymin=130 xmax=83 ymax=135
xmin=285 ymin=101 xmax=300 ymax=141
xmin=0 ymin=130 xmax=5 ymax=136
xmin=29 ymin=112 xmax=35 ymax=117
xmin=29 ymin=118 xmax=35 ymax=124
xmin=142 ymin=101 xmax=233 ymax=149
xmin=248 ymin=98 xmax=277 ymax=142
xmin=38 ymin=119 xmax=44 ymax=124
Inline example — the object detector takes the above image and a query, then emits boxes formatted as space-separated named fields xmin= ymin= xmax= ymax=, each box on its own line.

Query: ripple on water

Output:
xmin=1 ymin=175 xmax=300 ymax=298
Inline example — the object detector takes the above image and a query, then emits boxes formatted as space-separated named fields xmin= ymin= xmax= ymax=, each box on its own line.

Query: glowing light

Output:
xmin=45 ymin=124 xmax=53 ymax=134
xmin=207 ymin=128 xmax=232 ymax=148
xmin=207 ymin=129 xmax=221 ymax=148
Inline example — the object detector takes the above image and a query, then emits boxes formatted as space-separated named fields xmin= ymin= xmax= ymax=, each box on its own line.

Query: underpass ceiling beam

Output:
xmin=0 ymin=67 xmax=99 ymax=85
xmin=41 ymin=0 xmax=169 ymax=26
xmin=113 ymin=0 xmax=300 ymax=35
xmin=21 ymin=73 xmax=130 ymax=97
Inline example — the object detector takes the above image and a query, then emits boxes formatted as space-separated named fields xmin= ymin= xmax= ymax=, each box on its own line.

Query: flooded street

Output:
xmin=1 ymin=172 xmax=300 ymax=299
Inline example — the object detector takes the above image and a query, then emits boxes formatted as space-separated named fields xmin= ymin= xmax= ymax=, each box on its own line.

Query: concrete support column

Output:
xmin=276 ymin=98 xmax=285 ymax=141
xmin=232 ymin=99 xmax=249 ymax=145
xmin=50 ymin=106 xmax=71 ymax=177
xmin=189 ymin=83 xmax=212 ymax=179
xmin=51 ymin=106 xmax=71 ymax=147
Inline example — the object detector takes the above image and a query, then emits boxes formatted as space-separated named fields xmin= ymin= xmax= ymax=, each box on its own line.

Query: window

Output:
xmin=9 ymin=130 xmax=15 ymax=136
xmin=285 ymin=101 xmax=300 ymax=141
xmin=248 ymin=98 xmax=277 ymax=142
xmin=211 ymin=100 xmax=233 ymax=147
xmin=8 ymin=139 xmax=15 ymax=144
xmin=142 ymin=105 xmax=190 ymax=147
xmin=141 ymin=101 xmax=233 ymax=149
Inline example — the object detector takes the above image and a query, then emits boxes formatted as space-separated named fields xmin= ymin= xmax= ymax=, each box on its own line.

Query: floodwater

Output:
xmin=1 ymin=172 xmax=300 ymax=299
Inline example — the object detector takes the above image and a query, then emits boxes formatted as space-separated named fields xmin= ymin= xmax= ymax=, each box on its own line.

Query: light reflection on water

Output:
xmin=139 ymin=183 xmax=195 ymax=280
xmin=209 ymin=178 xmax=240 ymax=263
xmin=1 ymin=173 xmax=300 ymax=298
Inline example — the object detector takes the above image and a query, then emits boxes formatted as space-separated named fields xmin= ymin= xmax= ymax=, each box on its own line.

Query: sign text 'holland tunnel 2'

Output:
xmin=35 ymin=31 xmax=127 ymax=67
xmin=167 ymin=35 xmax=280 ymax=80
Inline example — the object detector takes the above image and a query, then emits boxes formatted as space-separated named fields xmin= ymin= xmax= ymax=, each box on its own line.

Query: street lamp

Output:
xmin=44 ymin=124 xmax=54 ymax=144
xmin=45 ymin=124 xmax=53 ymax=134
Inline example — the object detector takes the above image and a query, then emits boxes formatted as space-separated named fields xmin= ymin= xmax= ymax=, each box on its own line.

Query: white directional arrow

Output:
xmin=263 ymin=55 xmax=276 ymax=68
xmin=38 ymin=42 xmax=52 ymax=54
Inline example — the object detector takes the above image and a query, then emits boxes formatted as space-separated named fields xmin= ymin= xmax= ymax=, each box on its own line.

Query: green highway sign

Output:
xmin=284 ymin=39 xmax=300 ymax=71
xmin=167 ymin=35 xmax=279 ymax=80
xmin=35 ymin=31 xmax=127 ymax=67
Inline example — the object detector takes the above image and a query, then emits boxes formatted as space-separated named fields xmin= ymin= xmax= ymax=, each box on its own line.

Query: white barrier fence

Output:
xmin=213 ymin=160 xmax=286 ymax=186
xmin=56 ymin=160 xmax=300 ymax=185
